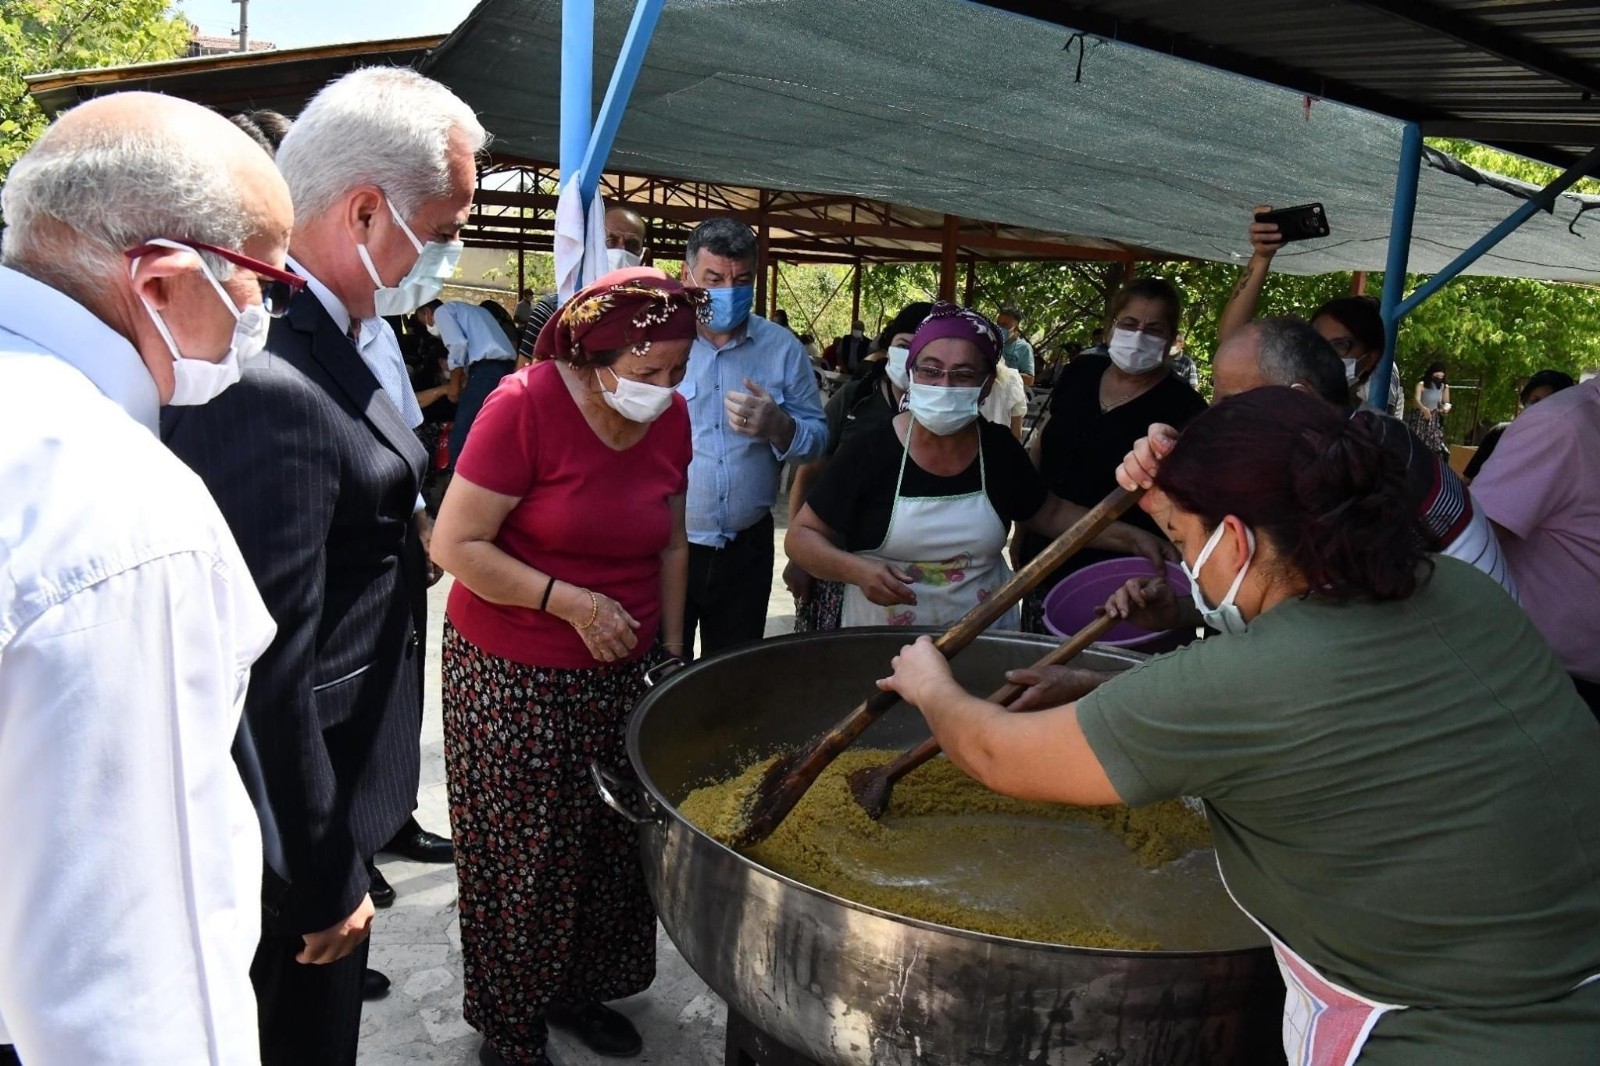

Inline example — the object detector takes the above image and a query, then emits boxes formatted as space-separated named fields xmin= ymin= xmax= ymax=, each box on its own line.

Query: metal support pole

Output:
xmin=939 ymin=215 xmax=959 ymax=303
xmin=1373 ymin=123 xmax=1422 ymax=413
xmin=851 ymin=261 xmax=863 ymax=325
xmin=769 ymin=260 xmax=780 ymax=318
xmin=1351 ymin=271 xmax=1367 ymax=295
xmin=579 ymin=0 xmax=666 ymax=206
xmin=516 ymin=170 xmax=527 ymax=295
xmin=232 ymin=0 xmax=249 ymax=51
xmin=964 ymin=256 xmax=977 ymax=305
xmin=1395 ymin=140 xmax=1600 ymax=320
xmin=755 ymin=215 xmax=770 ymax=316
xmin=560 ymin=0 xmax=594 ymax=186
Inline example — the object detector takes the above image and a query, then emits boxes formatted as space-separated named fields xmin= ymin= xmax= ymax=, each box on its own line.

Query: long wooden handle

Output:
xmin=733 ymin=487 xmax=1141 ymax=847
xmin=870 ymin=612 xmax=1121 ymax=787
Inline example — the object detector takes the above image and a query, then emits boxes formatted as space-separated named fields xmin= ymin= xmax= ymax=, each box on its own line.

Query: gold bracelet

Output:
xmin=576 ymin=590 xmax=599 ymax=631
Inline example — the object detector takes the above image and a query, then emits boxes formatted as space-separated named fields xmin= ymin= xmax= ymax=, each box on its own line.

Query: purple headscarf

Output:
xmin=908 ymin=301 xmax=1003 ymax=369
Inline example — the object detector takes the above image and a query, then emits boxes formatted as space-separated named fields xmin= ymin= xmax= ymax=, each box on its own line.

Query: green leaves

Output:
xmin=0 ymin=0 xmax=189 ymax=195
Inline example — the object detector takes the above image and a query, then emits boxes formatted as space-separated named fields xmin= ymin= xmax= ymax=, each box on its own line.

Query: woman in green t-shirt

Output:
xmin=879 ymin=387 xmax=1600 ymax=1066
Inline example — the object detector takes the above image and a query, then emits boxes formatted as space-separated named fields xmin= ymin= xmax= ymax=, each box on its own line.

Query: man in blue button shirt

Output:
xmin=996 ymin=306 xmax=1035 ymax=387
xmin=678 ymin=218 xmax=827 ymax=657
xmin=418 ymin=298 xmax=515 ymax=465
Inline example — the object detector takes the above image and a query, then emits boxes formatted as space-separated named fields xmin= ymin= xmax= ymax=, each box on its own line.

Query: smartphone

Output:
xmin=1255 ymin=203 xmax=1330 ymax=243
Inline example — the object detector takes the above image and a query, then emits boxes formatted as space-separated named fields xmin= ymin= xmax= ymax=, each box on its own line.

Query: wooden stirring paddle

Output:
xmin=730 ymin=486 xmax=1141 ymax=849
xmin=846 ymin=612 xmax=1119 ymax=819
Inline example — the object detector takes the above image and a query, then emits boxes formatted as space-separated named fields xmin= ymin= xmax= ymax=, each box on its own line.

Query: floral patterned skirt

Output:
xmin=442 ymin=622 xmax=657 ymax=1065
xmin=1407 ymin=407 xmax=1449 ymax=456
xmin=793 ymin=578 xmax=845 ymax=632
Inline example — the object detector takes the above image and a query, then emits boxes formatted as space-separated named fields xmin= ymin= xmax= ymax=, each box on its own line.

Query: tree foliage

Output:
xmin=0 ymin=0 xmax=189 ymax=189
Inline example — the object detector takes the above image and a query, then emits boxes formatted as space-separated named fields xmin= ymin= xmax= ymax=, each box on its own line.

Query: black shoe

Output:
xmin=362 ymin=968 xmax=391 ymax=1001
xmin=367 ymin=859 xmax=396 ymax=908
xmin=546 ymin=1002 xmax=642 ymax=1058
xmin=381 ymin=816 xmax=454 ymax=863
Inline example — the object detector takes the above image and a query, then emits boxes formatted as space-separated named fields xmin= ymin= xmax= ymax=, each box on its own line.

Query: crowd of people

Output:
xmin=2 ymin=65 xmax=1598 ymax=1066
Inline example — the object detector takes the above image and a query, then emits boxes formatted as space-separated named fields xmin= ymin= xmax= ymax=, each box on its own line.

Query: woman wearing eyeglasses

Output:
xmin=785 ymin=303 xmax=1166 ymax=630
xmin=1015 ymin=278 xmax=1206 ymax=630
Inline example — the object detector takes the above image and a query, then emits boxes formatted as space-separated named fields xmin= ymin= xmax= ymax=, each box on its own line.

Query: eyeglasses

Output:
xmin=911 ymin=363 xmax=987 ymax=387
xmin=125 ymin=240 xmax=307 ymax=317
xmin=1113 ymin=316 xmax=1173 ymax=339
xmin=1325 ymin=336 xmax=1358 ymax=357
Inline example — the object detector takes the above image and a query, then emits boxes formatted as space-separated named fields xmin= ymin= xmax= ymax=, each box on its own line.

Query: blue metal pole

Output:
xmin=580 ymin=0 xmax=666 ymax=206
xmin=1396 ymin=141 xmax=1600 ymax=320
xmin=560 ymin=0 xmax=594 ymax=185
xmin=1372 ymin=123 xmax=1423 ymax=413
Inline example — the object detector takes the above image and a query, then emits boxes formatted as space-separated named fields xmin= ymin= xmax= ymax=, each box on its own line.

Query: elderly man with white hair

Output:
xmin=163 ymin=67 xmax=484 ymax=1066
xmin=0 ymin=92 xmax=296 ymax=1065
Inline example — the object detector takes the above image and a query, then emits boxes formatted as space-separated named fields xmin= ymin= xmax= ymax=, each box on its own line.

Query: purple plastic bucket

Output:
xmin=1042 ymin=558 xmax=1193 ymax=649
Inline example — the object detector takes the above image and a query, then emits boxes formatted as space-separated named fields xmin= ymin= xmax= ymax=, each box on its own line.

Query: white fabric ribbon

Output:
xmin=554 ymin=174 xmax=612 ymax=307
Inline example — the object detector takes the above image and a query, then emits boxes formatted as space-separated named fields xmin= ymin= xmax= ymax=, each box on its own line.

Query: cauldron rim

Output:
xmin=626 ymin=627 xmax=1271 ymax=961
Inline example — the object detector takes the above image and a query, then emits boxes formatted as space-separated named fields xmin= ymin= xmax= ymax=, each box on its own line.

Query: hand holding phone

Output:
xmin=1254 ymin=202 xmax=1330 ymax=245
xmin=1248 ymin=204 xmax=1287 ymax=259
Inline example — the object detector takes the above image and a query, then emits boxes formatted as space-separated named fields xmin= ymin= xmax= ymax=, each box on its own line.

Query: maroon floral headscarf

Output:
xmin=535 ymin=267 xmax=710 ymax=363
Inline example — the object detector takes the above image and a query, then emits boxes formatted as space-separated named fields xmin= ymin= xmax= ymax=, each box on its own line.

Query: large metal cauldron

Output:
xmin=603 ymin=630 xmax=1284 ymax=1065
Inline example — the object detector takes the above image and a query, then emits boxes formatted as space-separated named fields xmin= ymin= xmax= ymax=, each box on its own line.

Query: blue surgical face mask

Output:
xmin=705 ymin=285 xmax=754 ymax=333
xmin=1181 ymin=521 xmax=1256 ymax=636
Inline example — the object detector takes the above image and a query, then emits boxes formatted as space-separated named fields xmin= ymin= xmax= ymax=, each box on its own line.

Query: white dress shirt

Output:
xmin=434 ymin=300 xmax=514 ymax=370
xmin=0 ymin=266 xmax=274 ymax=1064
xmin=288 ymin=256 xmax=427 ymax=510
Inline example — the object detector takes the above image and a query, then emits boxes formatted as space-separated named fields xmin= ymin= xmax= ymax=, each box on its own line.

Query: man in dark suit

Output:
xmin=163 ymin=67 xmax=485 ymax=1066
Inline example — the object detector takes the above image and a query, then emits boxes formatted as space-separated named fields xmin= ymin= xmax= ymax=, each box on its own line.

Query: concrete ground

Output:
xmin=358 ymin=524 xmax=799 ymax=1066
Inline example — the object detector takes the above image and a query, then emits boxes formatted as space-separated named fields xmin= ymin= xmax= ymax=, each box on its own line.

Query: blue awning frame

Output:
xmin=1370 ymin=127 xmax=1600 ymax=410
xmin=558 ymin=0 xmax=665 ymax=285
xmin=557 ymin=0 xmax=1600 ymax=397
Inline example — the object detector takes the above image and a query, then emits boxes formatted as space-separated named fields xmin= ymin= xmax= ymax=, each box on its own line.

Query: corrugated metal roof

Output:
xmin=978 ymin=1 xmax=1600 ymax=166
xmin=25 ymin=36 xmax=444 ymax=119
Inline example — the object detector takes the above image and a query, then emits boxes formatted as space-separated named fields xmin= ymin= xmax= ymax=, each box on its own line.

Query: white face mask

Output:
xmin=884 ymin=344 xmax=912 ymax=391
xmin=1342 ymin=358 xmax=1359 ymax=384
xmin=425 ymin=321 xmax=441 ymax=338
xmin=606 ymin=247 xmax=643 ymax=273
xmin=132 ymin=238 xmax=270 ymax=406
xmin=907 ymin=381 xmax=983 ymax=436
xmin=1181 ymin=521 xmax=1256 ymax=636
xmin=597 ymin=365 xmax=675 ymax=424
xmin=1107 ymin=327 xmax=1167 ymax=374
xmin=356 ymin=196 xmax=462 ymax=317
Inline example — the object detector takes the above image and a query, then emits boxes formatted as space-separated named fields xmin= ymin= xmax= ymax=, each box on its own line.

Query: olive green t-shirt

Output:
xmin=1077 ymin=558 xmax=1600 ymax=1060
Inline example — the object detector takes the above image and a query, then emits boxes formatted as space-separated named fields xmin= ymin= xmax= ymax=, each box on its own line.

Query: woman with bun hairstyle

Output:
xmin=879 ymin=387 xmax=1600 ymax=1065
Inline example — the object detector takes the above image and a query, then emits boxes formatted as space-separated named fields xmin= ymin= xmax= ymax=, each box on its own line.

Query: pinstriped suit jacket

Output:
xmin=163 ymin=289 xmax=428 ymax=935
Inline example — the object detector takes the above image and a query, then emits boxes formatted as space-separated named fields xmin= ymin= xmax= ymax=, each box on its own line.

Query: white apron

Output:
xmin=1215 ymin=855 xmax=1405 ymax=1066
xmin=841 ymin=423 xmax=1019 ymax=630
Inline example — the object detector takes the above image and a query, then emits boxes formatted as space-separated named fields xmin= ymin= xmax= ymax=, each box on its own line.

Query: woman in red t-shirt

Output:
xmin=431 ymin=268 xmax=706 ymax=1066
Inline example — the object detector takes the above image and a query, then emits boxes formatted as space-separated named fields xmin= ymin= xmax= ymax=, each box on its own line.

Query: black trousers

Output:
xmin=448 ymin=359 xmax=515 ymax=466
xmin=251 ymin=924 xmax=370 ymax=1066
xmin=685 ymin=513 xmax=774 ymax=660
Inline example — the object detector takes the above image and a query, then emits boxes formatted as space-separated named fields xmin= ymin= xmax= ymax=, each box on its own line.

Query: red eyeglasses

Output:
xmin=125 ymin=240 xmax=307 ymax=318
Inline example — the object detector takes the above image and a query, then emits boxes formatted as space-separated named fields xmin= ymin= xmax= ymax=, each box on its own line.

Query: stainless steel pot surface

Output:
xmin=609 ymin=629 xmax=1284 ymax=1065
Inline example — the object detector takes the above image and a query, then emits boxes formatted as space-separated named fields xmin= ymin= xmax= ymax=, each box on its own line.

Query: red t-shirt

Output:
xmin=446 ymin=359 xmax=691 ymax=669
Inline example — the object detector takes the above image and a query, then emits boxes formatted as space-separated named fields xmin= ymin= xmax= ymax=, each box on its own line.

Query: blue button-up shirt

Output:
xmin=436 ymin=300 xmax=515 ymax=370
xmin=680 ymin=314 xmax=827 ymax=548
xmin=1001 ymin=336 xmax=1035 ymax=376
